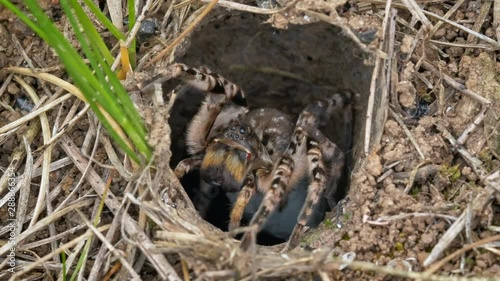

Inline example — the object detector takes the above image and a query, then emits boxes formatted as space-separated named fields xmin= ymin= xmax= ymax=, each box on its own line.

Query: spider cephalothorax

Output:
xmin=139 ymin=63 xmax=352 ymax=251
xmin=200 ymin=122 xmax=271 ymax=192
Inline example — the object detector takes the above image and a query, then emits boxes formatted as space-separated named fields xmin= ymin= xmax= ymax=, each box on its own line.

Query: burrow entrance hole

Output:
xmin=168 ymin=12 xmax=373 ymax=245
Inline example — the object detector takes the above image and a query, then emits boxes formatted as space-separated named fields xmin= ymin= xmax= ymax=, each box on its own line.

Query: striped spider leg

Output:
xmin=239 ymin=93 xmax=351 ymax=251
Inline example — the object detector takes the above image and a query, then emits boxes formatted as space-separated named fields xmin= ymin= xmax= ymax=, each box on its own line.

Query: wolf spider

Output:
xmin=140 ymin=63 xmax=352 ymax=251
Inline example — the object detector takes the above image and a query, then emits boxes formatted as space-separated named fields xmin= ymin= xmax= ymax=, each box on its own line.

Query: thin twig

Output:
xmin=464 ymin=1 xmax=492 ymax=55
xmin=425 ymin=234 xmax=500 ymax=274
xmin=423 ymin=9 xmax=500 ymax=49
xmin=435 ymin=123 xmax=486 ymax=178
xmin=110 ymin=0 xmax=155 ymax=71
xmin=58 ymin=134 xmax=182 ymax=280
xmin=146 ymin=0 xmax=219 ymax=67
xmin=494 ymin=0 xmax=500 ymax=42
xmin=404 ymin=161 xmax=430 ymax=193
xmin=423 ymin=175 xmax=496 ymax=267
xmin=428 ymin=0 xmax=465 ymax=37
xmin=368 ymin=0 xmax=500 ymax=49
xmin=401 ymin=0 xmax=432 ymax=30
xmin=457 ymin=106 xmax=489 ymax=146
xmin=364 ymin=0 xmax=392 ymax=155
xmin=201 ymin=0 xmax=298 ymax=14
xmin=389 ymin=108 xmax=426 ymax=160
xmin=415 ymin=59 xmax=491 ymax=105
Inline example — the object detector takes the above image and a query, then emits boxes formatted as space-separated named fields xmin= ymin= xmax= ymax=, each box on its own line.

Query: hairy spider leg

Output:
xmin=285 ymin=93 xmax=351 ymax=251
xmin=239 ymin=129 xmax=306 ymax=250
xmin=240 ymin=92 xmax=352 ymax=251
xmin=228 ymin=173 xmax=256 ymax=232
xmin=164 ymin=63 xmax=247 ymax=176
xmin=174 ymin=154 xmax=203 ymax=178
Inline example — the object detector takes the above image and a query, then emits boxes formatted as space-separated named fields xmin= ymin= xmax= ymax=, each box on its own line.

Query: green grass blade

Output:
xmin=81 ymin=0 xmax=126 ymax=41
xmin=4 ymin=0 xmax=152 ymax=162
xmin=20 ymin=0 xmax=147 ymax=162
xmin=61 ymin=250 xmax=67 ymax=281
xmin=128 ymin=0 xmax=136 ymax=68
xmin=100 ymin=63 xmax=151 ymax=157
xmin=62 ymin=1 xmax=148 ymax=148
xmin=61 ymin=1 xmax=151 ymax=161
xmin=69 ymin=0 xmax=114 ymax=65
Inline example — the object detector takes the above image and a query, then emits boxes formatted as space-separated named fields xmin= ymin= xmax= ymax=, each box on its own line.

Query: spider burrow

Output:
xmin=139 ymin=63 xmax=352 ymax=251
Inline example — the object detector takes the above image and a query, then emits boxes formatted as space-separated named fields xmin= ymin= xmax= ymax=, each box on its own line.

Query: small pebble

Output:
xmin=7 ymin=83 xmax=20 ymax=95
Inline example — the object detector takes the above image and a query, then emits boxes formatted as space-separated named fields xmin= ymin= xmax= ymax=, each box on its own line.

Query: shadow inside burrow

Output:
xmin=165 ymin=12 xmax=373 ymax=245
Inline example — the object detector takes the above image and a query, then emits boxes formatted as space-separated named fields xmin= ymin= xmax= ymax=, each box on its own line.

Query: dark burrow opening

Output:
xmin=167 ymin=12 xmax=373 ymax=245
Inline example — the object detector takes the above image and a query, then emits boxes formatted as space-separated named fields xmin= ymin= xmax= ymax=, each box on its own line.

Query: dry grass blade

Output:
xmin=368 ymin=0 xmax=500 ymax=49
xmin=106 ymin=0 xmax=123 ymax=29
xmin=416 ymin=59 xmax=491 ymax=105
xmin=58 ymin=238 xmax=87 ymax=280
xmin=0 ymin=44 xmax=33 ymax=102
xmin=423 ymin=9 xmax=500 ymax=49
xmin=13 ymin=76 xmax=53 ymax=228
xmin=58 ymin=134 xmax=181 ymax=280
xmin=21 ymin=224 xmax=86 ymax=249
xmin=0 ymin=93 xmax=72 ymax=134
xmin=146 ymin=0 xmax=219 ymax=67
xmin=15 ymin=137 xmax=33 ymax=238
xmin=4 ymin=67 xmax=134 ymax=150
xmin=422 ymin=171 xmax=496 ymax=266
xmin=429 ymin=40 xmax=493 ymax=50
xmin=0 ymin=199 xmax=94 ymax=257
xmin=457 ymin=106 xmax=489 ymax=145
xmin=389 ymin=108 xmax=425 ymax=160
xmin=8 ymin=224 xmax=110 ymax=280
xmin=76 ymin=209 xmax=142 ymax=280
xmin=201 ymin=0 xmax=299 ymax=14
xmin=403 ymin=161 xmax=429 ymax=194
xmin=364 ymin=0 xmax=392 ymax=155
xmin=436 ymin=123 xmax=486 ymax=177
xmin=426 ymin=234 xmax=500 ymax=274
xmin=101 ymin=134 xmax=134 ymax=180
xmin=33 ymin=103 xmax=91 ymax=154
xmin=494 ymin=0 xmax=500 ymax=41
xmin=401 ymin=0 xmax=432 ymax=29
xmin=0 ymin=122 xmax=40 ymax=196
xmin=464 ymin=1 xmax=492 ymax=55
xmin=428 ymin=0 xmax=465 ymax=37
xmin=88 ymin=206 xmax=123 ymax=281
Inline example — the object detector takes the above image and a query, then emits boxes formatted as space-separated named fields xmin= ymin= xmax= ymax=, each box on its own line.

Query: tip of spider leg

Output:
xmin=239 ymin=233 xmax=252 ymax=251
xmin=228 ymin=222 xmax=240 ymax=237
xmin=281 ymin=223 xmax=306 ymax=252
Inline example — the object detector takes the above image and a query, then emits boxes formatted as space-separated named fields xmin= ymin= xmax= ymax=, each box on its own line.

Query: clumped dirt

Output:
xmin=0 ymin=0 xmax=499 ymax=280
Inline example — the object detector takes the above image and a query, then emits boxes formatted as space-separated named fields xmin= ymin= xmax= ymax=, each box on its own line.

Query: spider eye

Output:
xmin=246 ymin=152 xmax=252 ymax=160
xmin=239 ymin=126 xmax=246 ymax=134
